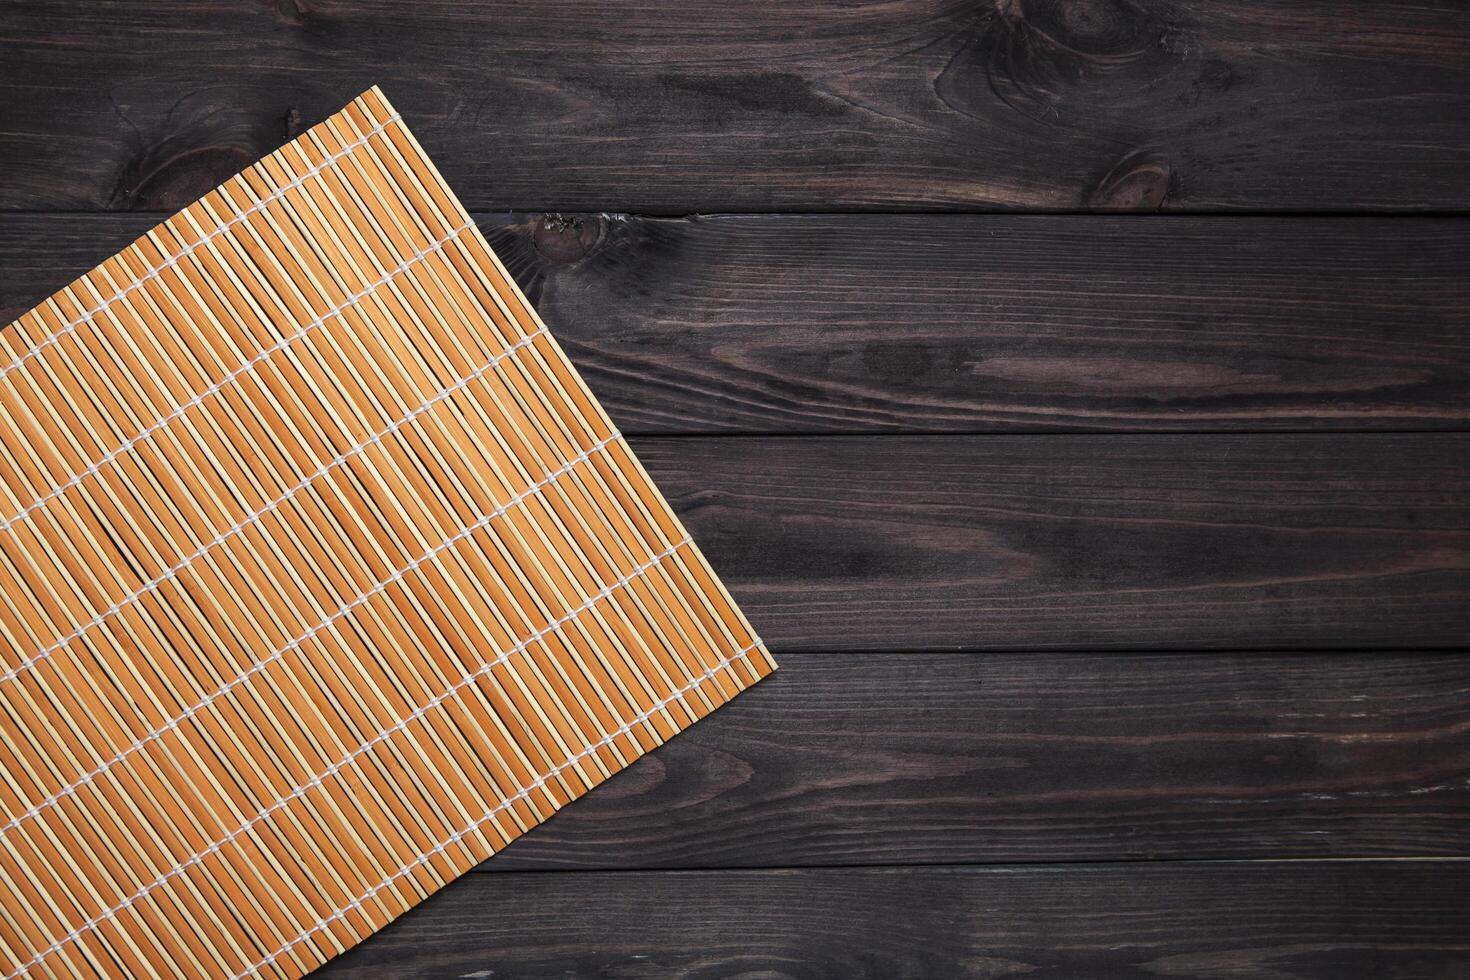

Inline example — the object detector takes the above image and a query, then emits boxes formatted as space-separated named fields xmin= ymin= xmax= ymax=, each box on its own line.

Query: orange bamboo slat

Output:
xmin=0 ymin=87 xmax=775 ymax=980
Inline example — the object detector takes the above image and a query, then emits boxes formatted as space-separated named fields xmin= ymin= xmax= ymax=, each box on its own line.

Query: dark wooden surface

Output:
xmin=479 ymin=652 xmax=1470 ymax=870
xmin=312 ymin=863 xmax=1470 ymax=980
xmin=4 ymin=2 xmax=1470 ymax=976
xmin=635 ymin=434 xmax=1470 ymax=651
xmin=3 ymin=1 xmax=1470 ymax=212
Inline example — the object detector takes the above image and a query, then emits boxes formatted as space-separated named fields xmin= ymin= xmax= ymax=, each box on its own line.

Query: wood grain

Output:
xmin=632 ymin=434 xmax=1470 ymax=651
xmin=6 ymin=214 xmax=1470 ymax=434
xmin=3 ymin=2 xmax=1469 ymax=212
xmin=478 ymin=652 xmax=1470 ymax=870
xmin=490 ymin=214 xmax=1470 ymax=432
xmin=311 ymin=862 xmax=1470 ymax=979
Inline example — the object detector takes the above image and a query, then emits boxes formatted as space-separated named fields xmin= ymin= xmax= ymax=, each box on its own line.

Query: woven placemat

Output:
xmin=0 ymin=87 xmax=774 ymax=979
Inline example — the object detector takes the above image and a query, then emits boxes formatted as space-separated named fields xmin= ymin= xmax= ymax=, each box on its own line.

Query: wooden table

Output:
xmin=3 ymin=2 xmax=1468 ymax=976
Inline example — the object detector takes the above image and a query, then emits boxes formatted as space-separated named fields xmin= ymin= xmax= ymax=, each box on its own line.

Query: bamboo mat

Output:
xmin=0 ymin=87 xmax=775 ymax=979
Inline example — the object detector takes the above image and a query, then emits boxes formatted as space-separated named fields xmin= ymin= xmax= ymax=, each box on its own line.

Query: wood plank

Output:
xmin=6 ymin=214 xmax=1469 ymax=434
xmin=486 ymin=214 xmax=1470 ymax=433
xmin=480 ymin=652 xmax=1470 ymax=870
xmin=310 ymin=862 xmax=1470 ymax=978
xmin=4 ymin=2 xmax=1470 ymax=212
xmin=630 ymin=433 xmax=1470 ymax=650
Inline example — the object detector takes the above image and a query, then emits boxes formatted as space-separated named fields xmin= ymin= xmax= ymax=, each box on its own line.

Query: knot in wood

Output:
xmin=532 ymin=213 xmax=606 ymax=266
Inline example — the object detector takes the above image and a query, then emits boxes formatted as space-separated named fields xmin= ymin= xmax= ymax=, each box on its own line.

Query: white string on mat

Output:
xmin=0 ymin=432 xmax=617 ymax=843
xmin=0 ymin=215 xmax=472 ymax=537
xmin=0 ymin=304 xmax=543 ymax=688
xmin=5 ymin=524 xmax=693 ymax=979
xmin=0 ymin=112 xmax=400 ymax=387
xmin=235 ymin=639 xmax=761 ymax=980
